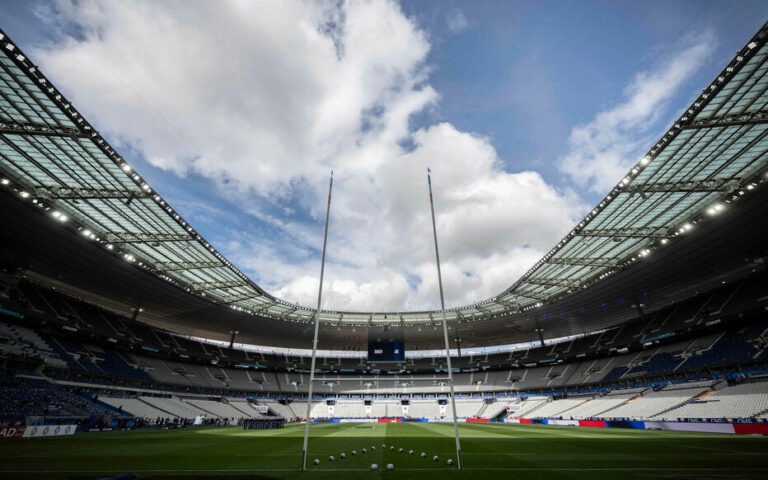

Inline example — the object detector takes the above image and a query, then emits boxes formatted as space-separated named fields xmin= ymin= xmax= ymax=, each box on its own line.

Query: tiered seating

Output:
xmin=575 ymin=357 xmax=616 ymax=384
xmin=2 ymin=275 xmax=768 ymax=406
xmin=658 ymin=381 xmax=768 ymax=420
xmin=185 ymin=399 xmax=254 ymax=419
xmin=368 ymin=401 xmax=388 ymax=417
xmin=539 ymin=364 xmax=571 ymax=388
xmin=259 ymin=400 xmax=299 ymax=418
xmin=623 ymin=345 xmax=685 ymax=377
xmin=0 ymin=322 xmax=51 ymax=351
xmin=0 ymin=374 xmax=125 ymax=423
xmin=558 ymin=388 xmax=645 ymax=419
xmin=408 ymin=399 xmax=439 ymax=418
xmin=228 ymin=399 xmax=262 ymax=417
xmin=529 ymin=397 xmax=589 ymax=419
xmin=332 ymin=400 xmax=368 ymax=418
xmin=453 ymin=398 xmax=483 ymax=417
xmin=680 ymin=323 xmax=765 ymax=370
xmin=511 ymin=396 xmax=549 ymax=418
xmin=596 ymin=382 xmax=712 ymax=419
xmin=98 ymin=348 xmax=151 ymax=380
xmin=0 ymin=322 xmax=70 ymax=368
xmin=98 ymin=396 xmax=170 ymax=420
xmin=138 ymin=396 xmax=208 ymax=419
xmin=481 ymin=397 xmax=516 ymax=418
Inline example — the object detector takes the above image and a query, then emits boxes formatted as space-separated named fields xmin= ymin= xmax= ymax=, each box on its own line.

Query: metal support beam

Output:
xmin=104 ymin=232 xmax=194 ymax=243
xmin=0 ymin=121 xmax=87 ymax=138
xmin=513 ymin=289 xmax=550 ymax=302
xmin=623 ymin=178 xmax=738 ymax=197
xmin=496 ymin=298 xmax=523 ymax=313
xmin=545 ymin=257 xmax=622 ymax=268
xmin=577 ymin=226 xmax=669 ymax=238
xmin=190 ymin=280 xmax=244 ymax=293
xmin=37 ymin=186 xmax=150 ymax=200
xmin=222 ymin=293 xmax=260 ymax=305
xmin=527 ymin=277 xmax=582 ymax=288
xmin=681 ymin=110 xmax=768 ymax=130
xmin=155 ymin=261 xmax=222 ymax=272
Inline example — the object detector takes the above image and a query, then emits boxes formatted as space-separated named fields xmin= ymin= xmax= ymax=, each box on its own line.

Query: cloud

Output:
xmin=445 ymin=8 xmax=468 ymax=34
xmin=559 ymin=31 xmax=716 ymax=194
xmin=33 ymin=0 xmax=584 ymax=311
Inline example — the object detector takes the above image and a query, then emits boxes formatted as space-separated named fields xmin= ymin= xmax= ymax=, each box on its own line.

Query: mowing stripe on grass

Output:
xmin=3 ymin=467 xmax=768 ymax=473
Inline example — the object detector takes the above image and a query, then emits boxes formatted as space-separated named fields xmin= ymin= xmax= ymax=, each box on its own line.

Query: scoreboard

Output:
xmin=368 ymin=341 xmax=405 ymax=362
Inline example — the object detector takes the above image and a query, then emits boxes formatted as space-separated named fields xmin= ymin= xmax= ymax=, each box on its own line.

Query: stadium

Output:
xmin=1 ymin=5 xmax=768 ymax=480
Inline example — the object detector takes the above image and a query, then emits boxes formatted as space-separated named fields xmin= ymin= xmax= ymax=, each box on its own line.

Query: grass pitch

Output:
xmin=1 ymin=422 xmax=767 ymax=479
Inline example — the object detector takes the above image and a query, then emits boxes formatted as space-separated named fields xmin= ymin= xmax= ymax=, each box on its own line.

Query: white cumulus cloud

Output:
xmin=446 ymin=8 xmax=468 ymax=34
xmin=560 ymin=31 xmax=716 ymax=194
xmin=32 ymin=0 xmax=585 ymax=311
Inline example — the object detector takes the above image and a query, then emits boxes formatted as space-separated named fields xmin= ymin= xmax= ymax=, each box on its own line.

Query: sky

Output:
xmin=1 ymin=0 xmax=766 ymax=313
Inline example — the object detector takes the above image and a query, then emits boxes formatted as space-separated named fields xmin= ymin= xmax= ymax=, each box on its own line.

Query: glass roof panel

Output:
xmin=1 ymin=24 xmax=767 ymax=327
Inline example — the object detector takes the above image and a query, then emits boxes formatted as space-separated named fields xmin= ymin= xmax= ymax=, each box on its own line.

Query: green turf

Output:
xmin=1 ymin=422 xmax=767 ymax=479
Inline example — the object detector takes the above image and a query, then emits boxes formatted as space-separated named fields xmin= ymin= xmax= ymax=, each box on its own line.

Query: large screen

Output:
xmin=368 ymin=341 xmax=405 ymax=362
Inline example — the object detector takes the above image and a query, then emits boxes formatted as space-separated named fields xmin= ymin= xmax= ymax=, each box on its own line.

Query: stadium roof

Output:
xmin=1 ymin=23 xmax=768 ymax=348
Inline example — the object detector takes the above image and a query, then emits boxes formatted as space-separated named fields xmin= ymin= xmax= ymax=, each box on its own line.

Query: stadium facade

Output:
xmin=1 ymin=20 xmax=768 ymax=434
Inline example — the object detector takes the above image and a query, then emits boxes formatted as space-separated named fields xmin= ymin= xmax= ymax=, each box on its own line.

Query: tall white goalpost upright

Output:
xmin=427 ymin=168 xmax=463 ymax=470
xmin=301 ymin=171 xmax=333 ymax=471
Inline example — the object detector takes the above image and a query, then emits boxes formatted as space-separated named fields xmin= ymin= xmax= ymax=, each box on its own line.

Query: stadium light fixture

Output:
xmin=51 ymin=211 xmax=68 ymax=222
xmin=0 ymin=178 xmax=9 ymax=185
